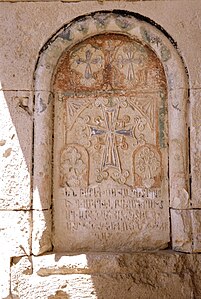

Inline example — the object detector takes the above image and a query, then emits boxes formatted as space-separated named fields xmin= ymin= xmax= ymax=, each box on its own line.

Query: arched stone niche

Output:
xmin=33 ymin=11 xmax=189 ymax=255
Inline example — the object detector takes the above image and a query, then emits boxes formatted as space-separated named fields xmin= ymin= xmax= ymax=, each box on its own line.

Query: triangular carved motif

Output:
xmin=128 ymin=95 xmax=156 ymax=130
xmin=66 ymin=98 xmax=90 ymax=129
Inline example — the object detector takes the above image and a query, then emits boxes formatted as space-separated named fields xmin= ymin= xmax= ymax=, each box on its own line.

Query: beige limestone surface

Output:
xmin=11 ymin=251 xmax=201 ymax=298
xmin=0 ymin=211 xmax=31 ymax=256
xmin=0 ymin=1 xmax=200 ymax=91
xmin=52 ymin=30 xmax=170 ymax=252
xmin=0 ymin=1 xmax=201 ymax=298
xmin=32 ymin=9 xmax=189 ymax=256
xmin=0 ymin=90 xmax=32 ymax=210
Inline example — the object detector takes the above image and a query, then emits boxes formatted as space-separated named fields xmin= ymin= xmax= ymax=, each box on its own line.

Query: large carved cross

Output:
xmin=90 ymin=102 xmax=133 ymax=172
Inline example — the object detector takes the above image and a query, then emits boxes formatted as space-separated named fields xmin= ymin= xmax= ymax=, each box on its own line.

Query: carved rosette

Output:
xmin=113 ymin=43 xmax=147 ymax=87
xmin=70 ymin=44 xmax=104 ymax=87
xmin=60 ymin=144 xmax=88 ymax=188
xmin=133 ymin=145 xmax=162 ymax=188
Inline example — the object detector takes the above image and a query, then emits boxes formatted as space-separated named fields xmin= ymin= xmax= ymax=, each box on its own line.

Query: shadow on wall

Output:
xmin=41 ymin=252 xmax=199 ymax=299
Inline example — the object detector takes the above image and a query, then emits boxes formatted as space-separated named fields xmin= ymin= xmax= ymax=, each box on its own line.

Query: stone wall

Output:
xmin=0 ymin=1 xmax=201 ymax=298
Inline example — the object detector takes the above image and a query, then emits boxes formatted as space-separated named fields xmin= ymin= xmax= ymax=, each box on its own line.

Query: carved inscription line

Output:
xmin=65 ymin=205 xmax=167 ymax=233
xmin=64 ymin=187 xmax=167 ymax=233
xmin=65 ymin=187 xmax=161 ymax=199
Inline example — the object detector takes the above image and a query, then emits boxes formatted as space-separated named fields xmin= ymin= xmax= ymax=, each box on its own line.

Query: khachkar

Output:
xmin=53 ymin=34 xmax=169 ymax=252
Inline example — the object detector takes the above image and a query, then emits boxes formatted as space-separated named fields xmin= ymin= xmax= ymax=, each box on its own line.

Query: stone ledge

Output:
xmin=11 ymin=251 xmax=201 ymax=298
xmin=32 ymin=250 xmax=201 ymax=276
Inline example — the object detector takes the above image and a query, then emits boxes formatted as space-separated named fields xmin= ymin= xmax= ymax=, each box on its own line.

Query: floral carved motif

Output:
xmin=70 ymin=44 xmax=104 ymax=87
xmin=60 ymin=144 xmax=88 ymax=188
xmin=134 ymin=145 xmax=162 ymax=188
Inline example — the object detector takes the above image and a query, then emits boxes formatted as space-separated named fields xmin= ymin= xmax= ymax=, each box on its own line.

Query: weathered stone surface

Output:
xmin=171 ymin=209 xmax=192 ymax=252
xmin=11 ymin=251 xmax=201 ymax=299
xmin=32 ymin=210 xmax=52 ymax=256
xmin=52 ymin=31 xmax=170 ymax=252
xmin=171 ymin=209 xmax=201 ymax=253
xmin=0 ymin=254 xmax=11 ymax=299
xmin=11 ymin=256 xmax=32 ymax=299
xmin=33 ymin=91 xmax=53 ymax=210
xmin=0 ymin=1 xmax=201 ymax=298
xmin=0 ymin=90 xmax=32 ymax=210
xmin=168 ymin=89 xmax=190 ymax=209
xmin=190 ymin=90 xmax=201 ymax=208
xmin=33 ymin=9 xmax=190 ymax=255
xmin=0 ymin=211 xmax=31 ymax=256
xmin=191 ymin=210 xmax=201 ymax=252
xmin=0 ymin=1 xmax=200 ymax=90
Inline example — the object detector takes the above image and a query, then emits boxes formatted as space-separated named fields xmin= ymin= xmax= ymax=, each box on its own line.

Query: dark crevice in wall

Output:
xmin=50 ymin=94 xmax=55 ymax=251
xmin=188 ymin=127 xmax=192 ymax=207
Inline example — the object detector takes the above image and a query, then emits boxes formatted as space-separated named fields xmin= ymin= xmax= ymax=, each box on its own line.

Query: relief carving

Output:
xmin=128 ymin=95 xmax=156 ymax=131
xmin=54 ymin=34 xmax=165 ymax=93
xmin=87 ymin=97 xmax=132 ymax=183
xmin=66 ymin=97 xmax=90 ymax=129
xmin=133 ymin=145 xmax=162 ymax=188
xmin=70 ymin=44 xmax=104 ymax=87
xmin=55 ymin=34 xmax=167 ymax=190
xmin=113 ymin=43 xmax=147 ymax=86
xmin=53 ymin=32 xmax=169 ymax=252
xmin=60 ymin=144 xmax=88 ymax=188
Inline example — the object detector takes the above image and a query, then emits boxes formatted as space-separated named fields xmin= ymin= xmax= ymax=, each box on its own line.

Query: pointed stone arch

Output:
xmin=32 ymin=11 xmax=189 ymax=255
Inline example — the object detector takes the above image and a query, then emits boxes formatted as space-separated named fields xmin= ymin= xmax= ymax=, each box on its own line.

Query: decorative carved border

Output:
xmin=33 ymin=11 xmax=189 ymax=255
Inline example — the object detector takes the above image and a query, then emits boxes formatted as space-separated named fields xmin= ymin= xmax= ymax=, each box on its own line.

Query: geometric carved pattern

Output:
xmin=89 ymin=98 xmax=133 ymax=174
xmin=52 ymin=30 xmax=170 ymax=253
xmin=66 ymin=98 xmax=90 ymax=129
xmin=128 ymin=95 xmax=156 ymax=130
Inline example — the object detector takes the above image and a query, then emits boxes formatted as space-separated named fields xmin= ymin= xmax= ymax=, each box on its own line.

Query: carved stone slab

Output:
xmin=53 ymin=33 xmax=169 ymax=251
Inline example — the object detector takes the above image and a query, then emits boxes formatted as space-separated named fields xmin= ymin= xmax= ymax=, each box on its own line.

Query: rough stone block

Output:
xmin=0 ymin=254 xmax=11 ymax=299
xmin=32 ymin=210 xmax=52 ymax=256
xmin=171 ymin=209 xmax=192 ymax=252
xmin=171 ymin=209 xmax=201 ymax=253
xmin=0 ymin=90 xmax=32 ymax=210
xmin=11 ymin=251 xmax=201 ymax=299
xmin=33 ymin=91 xmax=53 ymax=210
xmin=191 ymin=210 xmax=201 ymax=252
xmin=11 ymin=256 xmax=32 ymax=298
xmin=0 ymin=211 xmax=31 ymax=256
xmin=190 ymin=90 xmax=201 ymax=208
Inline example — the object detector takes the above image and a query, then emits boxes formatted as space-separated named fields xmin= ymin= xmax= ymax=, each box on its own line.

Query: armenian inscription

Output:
xmin=53 ymin=34 xmax=169 ymax=252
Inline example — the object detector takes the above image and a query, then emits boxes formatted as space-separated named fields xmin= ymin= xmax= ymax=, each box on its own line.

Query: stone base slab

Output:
xmin=11 ymin=251 xmax=201 ymax=298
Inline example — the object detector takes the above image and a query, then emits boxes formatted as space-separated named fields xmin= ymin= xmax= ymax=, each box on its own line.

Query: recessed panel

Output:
xmin=53 ymin=34 xmax=169 ymax=252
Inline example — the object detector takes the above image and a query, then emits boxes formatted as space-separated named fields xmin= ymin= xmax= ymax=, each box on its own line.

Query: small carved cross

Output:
xmin=116 ymin=46 xmax=144 ymax=81
xmin=76 ymin=48 xmax=102 ymax=80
